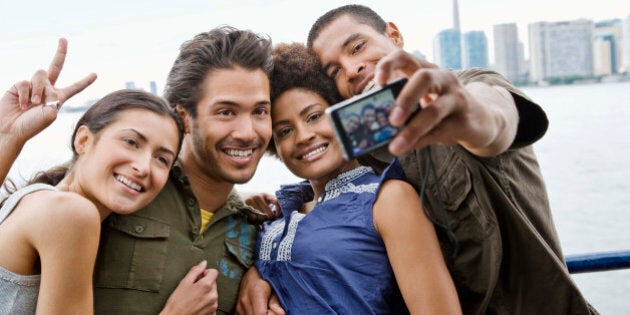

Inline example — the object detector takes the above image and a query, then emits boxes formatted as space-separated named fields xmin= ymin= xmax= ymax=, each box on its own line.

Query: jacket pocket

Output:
xmin=94 ymin=215 xmax=170 ymax=292
xmin=429 ymin=153 xmax=495 ymax=242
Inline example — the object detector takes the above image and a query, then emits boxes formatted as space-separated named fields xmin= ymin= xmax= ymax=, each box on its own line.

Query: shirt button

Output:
xmin=272 ymin=242 xmax=277 ymax=249
xmin=317 ymin=196 xmax=323 ymax=203
xmin=134 ymin=225 xmax=145 ymax=233
xmin=192 ymin=227 xmax=199 ymax=234
xmin=187 ymin=199 xmax=196 ymax=207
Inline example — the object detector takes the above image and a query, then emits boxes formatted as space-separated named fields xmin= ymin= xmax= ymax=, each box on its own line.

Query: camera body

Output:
xmin=325 ymin=78 xmax=407 ymax=160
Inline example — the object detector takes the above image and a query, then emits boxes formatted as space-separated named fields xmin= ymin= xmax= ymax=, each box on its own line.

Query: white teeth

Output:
xmin=301 ymin=145 xmax=327 ymax=159
xmin=115 ymin=175 xmax=142 ymax=192
xmin=362 ymin=80 xmax=377 ymax=94
xmin=226 ymin=149 xmax=253 ymax=157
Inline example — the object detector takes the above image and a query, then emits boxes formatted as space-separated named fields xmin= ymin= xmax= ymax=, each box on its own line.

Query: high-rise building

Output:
xmin=493 ymin=23 xmax=523 ymax=83
xmin=452 ymin=0 xmax=460 ymax=33
xmin=433 ymin=29 xmax=462 ymax=70
xmin=149 ymin=81 xmax=158 ymax=95
xmin=594 ymin=34 xmax=616 ymax=76
xmin=125 ymin=81 xmax=136 ymax=90
xmin=529 ymin=19 xmax=594 ymax=82
xmin=463 ymin=31 xmax=489 ymax=69
xmin=593 ymin=19 xmax=623 ymax=75
xmin=623 ymin=15 xmax=630 ymax=73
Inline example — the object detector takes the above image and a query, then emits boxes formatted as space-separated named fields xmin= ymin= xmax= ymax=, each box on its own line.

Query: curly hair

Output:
xmin=267 ymin=42 xmax=342 ymax=157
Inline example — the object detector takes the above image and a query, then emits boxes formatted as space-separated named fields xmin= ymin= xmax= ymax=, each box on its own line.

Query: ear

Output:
xmin=73 ymin=125 xmax=93 ymax=155
xmin=175 ymin=104 xmax=191 ymax=134
xmin=384 ymin=22 xmax=404 ymax=48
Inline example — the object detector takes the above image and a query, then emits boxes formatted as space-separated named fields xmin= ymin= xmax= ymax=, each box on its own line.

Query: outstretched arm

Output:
xmin=375 ymin=49 xmax=518 ymax=157
xmin=0 ymin=38 xmax=97 ymax=182
xmin=374 ymin=179 xmax=462 ymax=314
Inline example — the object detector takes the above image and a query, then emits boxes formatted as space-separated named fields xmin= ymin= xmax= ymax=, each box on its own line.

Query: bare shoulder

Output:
xmin=375 ymin=179 xmax=418 ymax=205
xmin=17 ymin=190 xmax=101 ymax=244
xmin=20 ymin=189 xmax=99 ymax=220
xmin=373 ymin=178 xmax=433 ymax=237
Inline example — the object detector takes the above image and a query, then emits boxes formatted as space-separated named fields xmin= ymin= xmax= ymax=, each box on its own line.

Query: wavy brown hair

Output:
xmin=164 ymin=25 xmax=273 ymax=118
xmin=2 ymin=89 xmax=184 ymax=202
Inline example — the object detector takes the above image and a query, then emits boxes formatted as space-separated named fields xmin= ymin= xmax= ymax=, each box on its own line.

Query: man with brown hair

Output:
xmin=93 ymin=26 xmax=274 ymax=314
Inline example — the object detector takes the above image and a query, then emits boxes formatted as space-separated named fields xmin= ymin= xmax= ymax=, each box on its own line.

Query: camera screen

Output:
xmin=336 ymin=88 xmax=398 ymax=157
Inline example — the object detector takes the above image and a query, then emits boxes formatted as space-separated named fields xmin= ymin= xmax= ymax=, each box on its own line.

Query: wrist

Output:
xmin=0 ymin=134 xmax=25 ymax=159
xmin=0 ymin=135 xmax=26 ymax=182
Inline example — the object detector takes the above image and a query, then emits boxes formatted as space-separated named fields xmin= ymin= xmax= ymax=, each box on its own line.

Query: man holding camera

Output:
xmin=238 ymin=4 xmax=596 ymax=315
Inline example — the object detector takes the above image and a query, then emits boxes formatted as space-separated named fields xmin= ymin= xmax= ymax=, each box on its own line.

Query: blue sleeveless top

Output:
xmin=0 ymin=183 xmax=57 ymax=314
xmin=255 ymin=160 xmax=409 ymax=314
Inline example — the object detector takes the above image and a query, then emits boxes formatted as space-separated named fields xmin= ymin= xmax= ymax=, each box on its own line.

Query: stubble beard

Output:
xmin=189 ymin=123 xmax=259 ymax=185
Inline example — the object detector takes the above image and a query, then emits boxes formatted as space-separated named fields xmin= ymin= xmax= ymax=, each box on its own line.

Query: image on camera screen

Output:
xmin=337 ymin=89 xmax=399 ymax=156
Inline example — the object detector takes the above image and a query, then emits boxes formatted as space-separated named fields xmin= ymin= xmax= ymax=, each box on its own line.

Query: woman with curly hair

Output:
xmin=252 ymin=43 xmax=461 ymax=314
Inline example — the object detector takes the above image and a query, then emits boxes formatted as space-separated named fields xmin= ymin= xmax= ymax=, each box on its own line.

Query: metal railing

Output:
xmin=565 ymin=250 xmax=630 ymax=274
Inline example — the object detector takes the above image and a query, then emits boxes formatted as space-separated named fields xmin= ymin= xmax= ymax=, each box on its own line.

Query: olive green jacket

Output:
xmin=361 ymin=68 xmax=597 ymax=314
xmin=93 ymin=163 xmax=258 ymax=314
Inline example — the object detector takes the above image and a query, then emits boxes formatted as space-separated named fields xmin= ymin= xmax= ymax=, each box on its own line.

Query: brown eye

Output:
xmin=156 ymin=155 xmax=171 ymax=167
xmin=123 ymin=138 xmax=139 ymax=148
xmin=306 ymin=112 xmax=323 ymax=123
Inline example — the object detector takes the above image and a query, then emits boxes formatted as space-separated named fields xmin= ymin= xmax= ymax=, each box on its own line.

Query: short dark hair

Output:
xmin=164 ymin=25 xmax=273 ymax=117
xmin=307 ymin=4 xmax=387 ymax=48
xmin=267 ymin=43 xmax=342 ymax=157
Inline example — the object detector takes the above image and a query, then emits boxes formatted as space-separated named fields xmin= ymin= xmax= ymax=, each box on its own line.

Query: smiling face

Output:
xmin=376 ymin=109 xmax=389 ymax=127
xmin=311 ymin=14 xmax=403 ymax=99
xmin=362 ymin=106 xmax=377 ymax=128
xmin=344 ymin=114 xmax=360 ymax=133
xmin=182 ymin=66 xmax=272 ymax=184
xmin=272 ymin=88 xmax=355 ymax=182
xmin=72 ymin=108 xmax=179 ymax=216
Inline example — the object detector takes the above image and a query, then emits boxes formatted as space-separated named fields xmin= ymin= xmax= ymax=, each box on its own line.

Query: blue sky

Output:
xmin=1 ymin=0 xmax=628 ymax=106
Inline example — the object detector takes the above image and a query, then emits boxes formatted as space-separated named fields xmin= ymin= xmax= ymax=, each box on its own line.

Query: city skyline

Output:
xmin=1 ymin=0 xmax=629 ymax=105
xmin=431 ymin=0 xmax=628 ymax=83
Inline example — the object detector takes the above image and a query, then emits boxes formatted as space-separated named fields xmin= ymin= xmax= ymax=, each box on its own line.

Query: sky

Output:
xmin=1 ymin=0 xmax=628 ymax=107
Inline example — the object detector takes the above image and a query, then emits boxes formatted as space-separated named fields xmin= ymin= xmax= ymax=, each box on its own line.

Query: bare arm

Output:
xmin=0 ymin=38 xmax=97 ymax=182
xmin=374 ymin=179 xmax=462 ymax=314
xmin=31 ymin=193 xmax=101 ymax=314
xmin=375 ymin=49 xmax=517 ymax=157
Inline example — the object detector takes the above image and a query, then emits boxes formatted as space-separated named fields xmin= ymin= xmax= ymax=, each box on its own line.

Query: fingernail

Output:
xmin=31 ymin=95 xmax=40 ymax=104
xmin=199 ymin=260 xmax=207 ymax=267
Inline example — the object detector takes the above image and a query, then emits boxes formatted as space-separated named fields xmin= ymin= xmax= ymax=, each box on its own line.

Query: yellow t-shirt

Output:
xmin=200 ymin=209 xmax=213 ymax=232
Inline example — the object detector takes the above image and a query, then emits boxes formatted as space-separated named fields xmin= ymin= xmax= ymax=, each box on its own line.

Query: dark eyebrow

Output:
xmin=322 ymin=33 xmax=361 ymax=73
xmin=272 ymin=103 xmax=322 ymax=129
xmin=212 ymin=100 xmax=271 ymax=107
xmin=299 ymin=103 xmax=322 ymax=118
xmin=128 ymin=129 xmax=147 ymax=142
xmin=342 ymin=33 xmax=361 ymax=50
xmin=126 ymin=129 xmax=177 ymax=157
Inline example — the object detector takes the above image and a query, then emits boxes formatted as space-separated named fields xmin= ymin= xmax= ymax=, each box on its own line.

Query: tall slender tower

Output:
xmin=453 ymin=0 xmax=460 ymax=32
